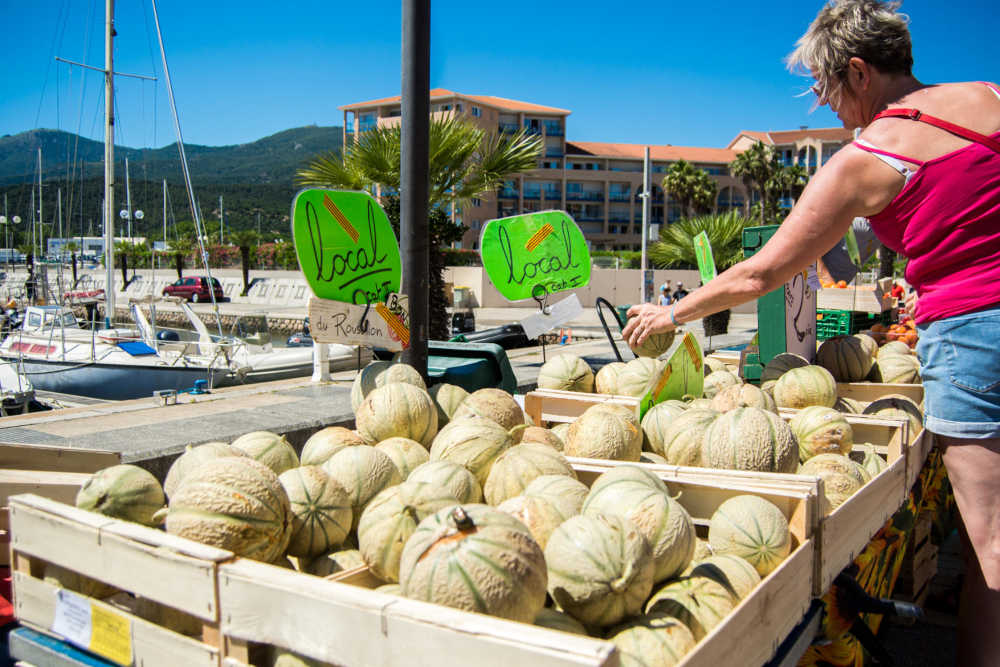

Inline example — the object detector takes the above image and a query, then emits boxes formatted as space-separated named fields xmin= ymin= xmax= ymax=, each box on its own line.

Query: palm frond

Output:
xmin=648 ymin=211 xmax=751 ymax=271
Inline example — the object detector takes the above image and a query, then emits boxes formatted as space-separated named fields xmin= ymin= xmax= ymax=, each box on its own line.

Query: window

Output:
xmin=296 ymin=286 xmax=306 ymax=299
xmin=359 ymin=113 xmax=377 ymax=132
xmin=455 ymin=104 xmax=463 ymax=112
xmin=472 ymin=106 xmax=481 ymax=117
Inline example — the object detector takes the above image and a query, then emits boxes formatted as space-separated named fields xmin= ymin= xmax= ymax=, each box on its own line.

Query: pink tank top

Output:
xmin=853 ymin=83 xmax=1000 ymax=324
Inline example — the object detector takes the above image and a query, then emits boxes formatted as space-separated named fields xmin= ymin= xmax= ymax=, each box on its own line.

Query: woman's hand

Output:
xmin=904 ymin=290 xmax=918 ymax=320
xmin=622 ymin=303 xmax=676 ymax=347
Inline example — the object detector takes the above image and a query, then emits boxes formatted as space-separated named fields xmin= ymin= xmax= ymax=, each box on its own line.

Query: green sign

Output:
xmin=693 ymin=231 xmax=717 ymax=284
xmin=639 ymin=332 xmax=704 ymax=418
xmin=844 ymin=226 xmax=861 ymax=268
xmin=479 ymin=210 xmax=591 ymax=302
xmin=291 ymin=189 xmax=401 ymax=304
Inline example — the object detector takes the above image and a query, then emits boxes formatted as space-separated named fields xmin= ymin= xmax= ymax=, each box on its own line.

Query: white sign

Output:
xmin=308 ymin=294 xmax=410 ymax=351
xmin=520 ymin=293 xmax=583 ymax=340
xmin=784 ymin=271 xmax=817 ymax=361
xmin=52 ymin=589 xmax=92 ymax=647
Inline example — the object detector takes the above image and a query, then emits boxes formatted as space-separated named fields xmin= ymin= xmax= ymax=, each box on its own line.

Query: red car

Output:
xmin=162 ymin=276 xmax=224 ymax=303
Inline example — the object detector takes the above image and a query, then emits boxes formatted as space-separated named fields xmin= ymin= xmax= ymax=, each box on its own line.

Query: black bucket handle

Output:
xmin=595 ymin=297 xmax=633 ymax=363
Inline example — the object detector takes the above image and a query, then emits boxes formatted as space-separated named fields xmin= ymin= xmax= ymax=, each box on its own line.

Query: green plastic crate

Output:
xmin=816 ymin=309 xmax=893 ymax=340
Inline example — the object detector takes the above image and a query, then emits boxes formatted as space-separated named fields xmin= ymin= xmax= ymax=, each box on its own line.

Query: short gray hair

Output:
xmin=787 ymin=0 xmax=913 ymax=95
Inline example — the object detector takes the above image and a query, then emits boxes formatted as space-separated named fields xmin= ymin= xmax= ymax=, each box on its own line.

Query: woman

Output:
xmin=624 ymin=2 xmax=999 ymax=663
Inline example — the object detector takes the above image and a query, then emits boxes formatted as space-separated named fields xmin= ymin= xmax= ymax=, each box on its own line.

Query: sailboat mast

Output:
xmin=104 ymin=0 xmax=116 ymax=326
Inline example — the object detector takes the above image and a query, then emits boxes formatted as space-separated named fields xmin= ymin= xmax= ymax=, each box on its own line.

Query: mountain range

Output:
xmin=0 ymin=126 xmax=343 ymax=239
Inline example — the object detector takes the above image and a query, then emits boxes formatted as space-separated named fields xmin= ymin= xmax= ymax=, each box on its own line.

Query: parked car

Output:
xmin=162 ymin=276 xmax=225 ymax=303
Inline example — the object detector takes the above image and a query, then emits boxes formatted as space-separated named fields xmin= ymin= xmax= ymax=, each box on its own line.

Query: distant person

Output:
xmin=818 ymin=217 xmax=881 ymax=284
xmin=671 ymin=282 xmax=688 ymax=302
xmin=657 ymin=283 xmax=672 ymax=306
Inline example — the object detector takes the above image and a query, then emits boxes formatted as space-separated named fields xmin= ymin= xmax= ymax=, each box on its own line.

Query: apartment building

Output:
xmin=340 ymin=89 xmax=853 ymax=251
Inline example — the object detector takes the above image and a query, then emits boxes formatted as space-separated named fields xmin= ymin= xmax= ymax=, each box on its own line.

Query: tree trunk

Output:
xmin=878 ymin=247 xmax=896 ymax=279
xmin=240 ymin=247 xmax=251 ymax=296
xmin=119 ymin=255 xmax=128 ymax=288
xmin=175 ymin=254 xmax=184 ymax=280
xmin=71 ymin=253 xmax=78 ymax=286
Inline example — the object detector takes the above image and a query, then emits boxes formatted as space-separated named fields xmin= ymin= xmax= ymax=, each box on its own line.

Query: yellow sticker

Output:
xmin=89 ymin=603 xmax=133 ymax=665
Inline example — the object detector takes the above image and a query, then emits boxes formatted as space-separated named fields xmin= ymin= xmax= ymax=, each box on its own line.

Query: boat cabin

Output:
xmin=20 ymin=306 xmax=81 ymax=333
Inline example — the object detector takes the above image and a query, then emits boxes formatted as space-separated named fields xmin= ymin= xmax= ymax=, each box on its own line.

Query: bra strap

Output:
xmin=874 ymin=108 xmax=1000 ymax=155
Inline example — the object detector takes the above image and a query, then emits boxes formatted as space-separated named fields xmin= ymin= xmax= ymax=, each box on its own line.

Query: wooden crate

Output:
xmin=894 ymin=512 xmax=938 ymax=606
xmin=8 ymin=494 xmax=231 ymax=667
xmin=0 ymin=443 xmax=121 ymax=567
xmin=816 ymin=279 xmax=893 ymax=313
xmin=312 ymin=464 xmax=817 ymax=667
xmin=523 ymin=388 xmax=640 ymax=425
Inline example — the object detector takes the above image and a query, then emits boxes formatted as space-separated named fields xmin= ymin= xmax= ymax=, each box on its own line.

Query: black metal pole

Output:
xmin=399 ymin=0 xmax=430 ymax=378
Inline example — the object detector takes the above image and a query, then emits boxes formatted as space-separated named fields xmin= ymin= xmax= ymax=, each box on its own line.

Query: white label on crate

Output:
xmin=520 ymin=293 xmax=583 ymax=340
xmin=52 ymin=589 xmax=92 ymax=647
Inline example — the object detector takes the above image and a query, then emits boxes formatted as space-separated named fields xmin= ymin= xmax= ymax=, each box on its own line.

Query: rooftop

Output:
xmin=727 ymin=127 xmax=853 ymax=149
xmin=341 ymin=88 xmax=571 ymax=115
xmin=567 ymin=141 xmax=737 ymax=164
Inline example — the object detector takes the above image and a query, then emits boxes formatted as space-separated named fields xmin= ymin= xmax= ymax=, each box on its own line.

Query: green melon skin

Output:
xmin=816 ymin=334 xmax=877 ymax=382
xmin=165 ymin=457 xmax=291 ymax=562
xmin=400 ymin=504 xmax=547 ymax=624
xmin=773 ymin=365 xmax=838 ymax=409
xmin=644 ymin=575 xmax=736 ymax=641
xmin=230 ymin=431 xmax=299 ymax=476
xmin=682 ymin=554 xmax=762 ymax=601
xmin=305 ymin=548 xmax=365 ymax=577
xmin=300 ymin=427 xmax=367 ymax=467
xmin=617 ymin=358 xmax=666 ymax=398
xmin=850 ymin=443 xmax=887 ymax=478
xmin=522 ymin=474 xmax=590 ymax=518
xmin=428 ymin=383 xmax=470 ymax=429
xmin=164 ymin=442 xmax=239 ymax=499
xmin=545 ymin=513 xmax=655 ymax=628
xmin=629 ymin=329 xmax=676 ymax=360
xmin=355 ymin=382 xmax=439 ymax=447
xmin=702 ymin=370 xmax=741 ymax=399
xmin=278 ymin=466 xmax=353 ymax=559
xmin=496 ymin=494 xmax=570 ymax=551
xmin=789 ymin=405 xmax=854 ymax=462
xmin=798 ymin=453 xmax=866 ymax=513
xmin=640 ymin=402 xmax=688 ymax=454
xmin=701 ymin=407 xmax=798 ymax=473
xmin=657 ymin=409 xmax=718 ymax=465
xmin=868 ymin=353 xmax=921 ymax=384
xmin=406 ymin=460 xmax=482 ymax=504
xmin=322 ymin=445 xmax=403 ymax=531
xmin=351 ymin=361 xmax=427 ymax=412
xmin=534 ymin=607 xmax=588 ymax=635
xmin=608 ymin=613 xmax=698 ymax=667
xmin=760 ymin=353 xmax=810 ymax=383
xmin=483 ymin=442 xmax=576 ymax=506
xmin=708 ymin=495 xmax=791 ymax=577
xmin=76 ymin=464 xmax=166 ymax=527
xmin=537 ymin=354 xmax=595 ymax=393
xmin=429 ymin=416 xmax=514 ymax=486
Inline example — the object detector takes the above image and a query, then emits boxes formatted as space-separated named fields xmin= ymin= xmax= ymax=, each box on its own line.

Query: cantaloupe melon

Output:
xmin=789 ymin=406 xmax=854 ymax=462
xmin=701 ymin=407 xmax=798 ymax=473
xmin=519 ymin=426 xmax=565 ymax=451
xmin=564 ymin=404 xmax=642 ymax=461
xmin=863 ymin=395 xmax=923 ymax=436
xmin=76 ymin=464 xmax=165 ymax=527
xmin=550 ymin=422 xmax=571 ymax=442
xmin=164 ymin=442 xmax=238 ymax=499
xmin=708 ymin=495 xmax=790 ymax=576
xmin=833 ymin=396 xmax=864 ymax=414
xmin=375 ymin=437 xmax=430 ymax=479
xmin=406 ymin=460 xmax=482 ymax=504
xmin=617 ymin=357 xmax=666 ymax=398
xmin=692 ymin=538 xmax=713 ymax=560
xmin=429 ymin=416 xmax=514 ymax=486
xmin=586 ymin=464 xmax=669 ymax=496
xmin=43 ymin=563 xmax=118 ymax=600
xmin=682 ymin=554 xmax=761 ymax=600
xmin=799 ymin=453 xmax=866 ymax=512
xmin=351 ymin=361 xmax=426 ymax=412
xmin=533 ymin=607 xmax=588 ymax=636
xmin=451 ymin=388 xmax=525 ymax=439
xmin=537 ymin=354 xmax=595 ymax=393
xmin=760 ymin=352 xmax=810 ymax=383
xmin=629 ymin=329 xmax=675 ymax=360
xmin=322 ymin=445 xmax=403 ymax=530
xmin=773 ymin=365 xmax=838 ymax=409
xmin=656 ymin=409 xmax=718 ymax=465
xmin=428 ymin=383 xmax=469 ymax=428
xmin=640 ymin=451 xmax=669 ymax=464
xmin=300 ymin=427 xmax=367 ymax=467
xmin=704 ymin=357 xmax=730 ymax=376
xmin=702 ymin=370 xmax=740 ymax=399
xmin=165 ymin=457 xmax=291 ymax=562
xmin=868 ymin=354 xmax=921 ymax=384
xmin=357 ymin=481 xmax=460 ymax=582
xmin=609 ymin=613 xmax=697 ymax=667
xmin=497 ymin=494 xmax=570 ymax=550
xmin=305 ymin=548 xmax=365 ymax=577
xmin=230 ymin=431 xmax=299 ymax=476
xmin=545 ymin=513 xmax=655 ymax=627
xmin=850 ymin=443 xmax=887 ymax=478
xmin=483 ymin=442 xmax=576 ymax=506
xmin=640 ymin=402 xmax=687 ymax=455
xmin=816 ymin=334 xmax=878 ymax=382
xmin=710 ymin=383 xmax=777 ymax=413
xmin=644 ymin=575 xmax=736 ymax=641
xmin=400 ymin=504 xmax=547 ymax=623
xmin=595 ymin=362 xmax=627 ymax=395
xmin=277 ymin=466 xmax=352 ymax=558
xmin=878 ymin=341 xmax=915 ymax=358
xmin=522 ymin=474 xmax=590 ymax=518
xmin=355 ymin=382 xmax=438 ymax=447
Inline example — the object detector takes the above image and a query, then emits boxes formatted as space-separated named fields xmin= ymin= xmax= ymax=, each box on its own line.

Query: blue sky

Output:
xmin=1 ymin=1 xmax=995 ymax=151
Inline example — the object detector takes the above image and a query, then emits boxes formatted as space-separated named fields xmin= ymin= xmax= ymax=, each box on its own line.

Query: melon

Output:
xmin=76 ymin=464 xmax=165 ymax=527
xmin=878 ymin=340 xmax=915 ymax=358
xmin=357 ymin=481 xmax=460 ymax=582
xmin=44 ymin=563 xmax=118 ymax=600
xmin=789 ymin=406 xmax=854 ymax=462
xmin=863 ymin=395 xmax=923 ymax=436
xmin=816 ymin=334 xmax=878 ymax=382
xmin=534 ymin=607 xmax=588 ymax=635
xmin=351 ymin=361 xmax=426 ymax=412
xmin=833 ymin=396 xmax=864 ymax=414
xmin=429 ymin=416 xmax=514 ymax=486
xmin=710 ymin=383 xmax=777 ymax=413
xmin=272 ymin=651 xmax=321 ymax=667
xmin=850 ymin=443 xmax=887 ymax=478
xmin=406 ymin=460 xmax=482 ymax=504
xmin=702 ymin=370 xmax=740 ymax=399
xmin=595 ymin=362 xmax=627 ymax=395
xmin=230 ymin=431 xmax=299 ymax=476
xmin=640 ymin=451 xmax=669 ymax=464
xmin=799 ymin=453 xmax=866 ymax=512
xmin=400 ymin=504 xmax=547 ymax=623
xmin=773 ymin=365 xmax=838 ymax=409
xmin=305 ymin=548 xmax=365 ymax=577
xmin=497 ymin=494 xmax=572 ymax=550
xmin=692 ymin=538 xmax=714 ymax=561
xmin=483 ymin=443 xmax=576 ymax=506
xmin=655 ymin=408 xmax=718 ymax=465
xmin=537 ymin=354 xmax=595 ymax=393
xmin=644 ymin=575 xmax=736 ymax=640
xmin=686 ymin=398 xmax=715 ymax=410
xmin=550 ymin=422 xmax=571 ymax=442
xmin=640 ymin=402 xmax=687 ymax=454
xmin=375 ymin=437 xmax=430 ymax=479
xmin=164 ymin=442 xmax=238 ymax=499
xmin=277 ymin=466 xmax=352 ymax=558
xmin=682 ymin=554 xmax=761 ymax=601
xmin=376 ymin=583 xmax=402 ymax=595
xmin=583 ymin=479 xmax=696 ymax=582
xmin=522 ymin=474 xmax=590 ymax=518
xmin=704 ymin=357 xmax=730 ymax=375
xmin=519 ymin=426 xmax=565 ymax=451
xmin=451 ymin=388 xmax=525 ymax=439
xmin=300 ymin=427 xmax=367 ymax=466
xmin=165 ymin=457 xmax=291 ymax=562
xmin=760 ymin=353 xmax=810 ymax=383
xmin=564 ymin=404 xmax=642 ymax=461
xmin=355 ymin=383 xmax=438 ymax=447
xmin=322 ymin=445 xmax=403 ymax=530
xmin=586 ymin=464 xmax=669 ymax=496
xmin=701 ymin=407 xmax=798 ymax=473
xmin=617 ymin=357 xmax=666 ymax=398
xmin=545 ymin=513 xmax=655 ymax=627
xmin=708 ymin=495 xmax=790 ymax=576
xmin=868 ymin=354 xmax=921 ymax=384
xmin=428 ymin=383 xmax=469 ymax=428
xmin=609 ymin=613 xmax=697 ymax=667
xmin=630 ymin=329 xmax=676 ymax=359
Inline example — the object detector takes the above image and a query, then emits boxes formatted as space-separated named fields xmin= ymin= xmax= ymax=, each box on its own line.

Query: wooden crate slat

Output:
xmin=0 ymin=470 xmax=93 ymax=507
xmin=0 ymin=443 xmax=121 ymax=473
xmin=834 ymin=382 xmax=923 ymax=406
xmin=9 ymin=495 xmax=227 ymax=621
xmin=13 ymin=572 xmax=220 ymax=667
xmin=906 ymin=429 xmax=932 ymax=491
xmin=219 ymin=560 xmax=618 ymax=667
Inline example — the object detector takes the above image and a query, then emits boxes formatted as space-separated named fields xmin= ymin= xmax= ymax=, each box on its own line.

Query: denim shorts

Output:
xmin=916 ymin=305 xmax=1000 ymax=439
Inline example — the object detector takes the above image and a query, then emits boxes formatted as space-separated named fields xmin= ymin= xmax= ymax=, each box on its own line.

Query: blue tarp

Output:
xmin=117 ymin=341 xmax=157 ymax=356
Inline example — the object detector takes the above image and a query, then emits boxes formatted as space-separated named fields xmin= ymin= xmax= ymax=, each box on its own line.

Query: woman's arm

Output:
xmin=624 ymin=146 xmax=903 ymax=346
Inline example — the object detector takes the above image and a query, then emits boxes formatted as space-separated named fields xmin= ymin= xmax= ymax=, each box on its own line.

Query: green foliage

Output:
xmin=662 ymin=160 xmax=718 ymax=218
xmin=442 ymin=248 xmax=482 ymax=266
xmin=648 ymin=212 xmax=752 ymax=275
xmin=591 ymin=250 xmax=642 ymax=269
xmin=729 ymin=143 xmax=808 ymax=225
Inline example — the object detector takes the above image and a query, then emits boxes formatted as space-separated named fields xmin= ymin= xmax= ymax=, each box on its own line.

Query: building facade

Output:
xmin=341 ymin=90 xmax=853 ymax=251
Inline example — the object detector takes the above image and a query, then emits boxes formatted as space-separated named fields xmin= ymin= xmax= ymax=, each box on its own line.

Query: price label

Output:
xmin=639 ymin=332 xmax=704 ymax=418
xmin=308 ymin=293 xmax=410 ymax=351
xmin=52 ymin=589 xmax=133 ymax=665
xmin=520 ymin=293 xmax=583 ymax=340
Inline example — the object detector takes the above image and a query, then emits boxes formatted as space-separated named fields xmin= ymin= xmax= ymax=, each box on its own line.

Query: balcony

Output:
xmin=578 ymin=223 xmax=604 ymax=235
xmin=565 ymin=192 xmax=605 ymax=202
xmin=498 ymin=190 xmax=519 ymax=199
xmin=608 ymin=193 xmax=630 ymax=202
xmin=499 ymin=123 xmax=519 ymax=134
xmin=523 ymin=125 xmax=542 ymax=135
xmin=523 ymin=191 xmax=541 ymax=200
xmin=542 ymin=190 xmax=562 ymax=200
xmin=545 ymin=149 xmax=564 ymax=158
xmin=543 ymin=125 xmax=564 ymax=137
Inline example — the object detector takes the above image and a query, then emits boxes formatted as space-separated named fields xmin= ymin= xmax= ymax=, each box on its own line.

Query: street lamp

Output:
xmin=0 ymin=215 xmax=21 ymax=264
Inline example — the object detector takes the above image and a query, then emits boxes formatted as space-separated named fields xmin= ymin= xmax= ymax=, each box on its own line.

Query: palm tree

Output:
xmin=663 ymin=160 xmax=718 ymax=218
xmin=729 ymin=142 xmax=777 ymax=224
xmin=228 ymin=229 xmax=260 ymax=296
xmin=297 ymin=114 xmax=543 ymax=340
xmin=65 ymin=242 xmax=80 ymax=286
xmin=167 ymin=237 xmax=195 ymax=280
xmin=113 ymin=241 xmax=132 ymax=288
